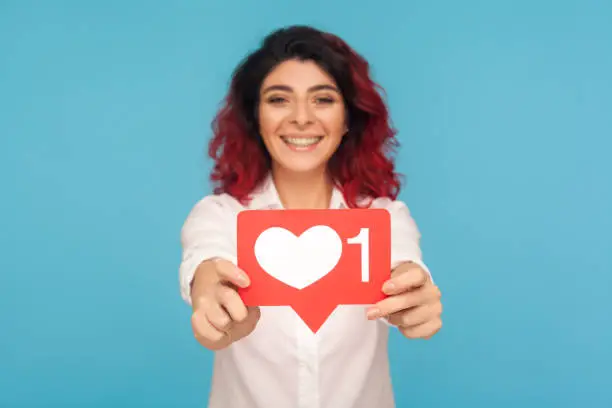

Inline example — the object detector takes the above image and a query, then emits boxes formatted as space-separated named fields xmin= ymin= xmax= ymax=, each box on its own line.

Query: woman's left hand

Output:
xmin=366 ymin=262 xmax=443 ymax=339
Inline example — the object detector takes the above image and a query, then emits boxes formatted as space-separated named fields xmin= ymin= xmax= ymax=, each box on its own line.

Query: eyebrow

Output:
xmin=261 ymin=84 xmax=340 ymax=94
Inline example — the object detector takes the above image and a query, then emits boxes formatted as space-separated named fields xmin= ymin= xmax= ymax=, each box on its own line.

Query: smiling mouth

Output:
xmin=280 ymin=136 xmax=323 ymax=149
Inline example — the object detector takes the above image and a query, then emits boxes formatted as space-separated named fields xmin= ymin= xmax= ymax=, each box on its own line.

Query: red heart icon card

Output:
xmin=237 ymin=208 xmax=391 ymax=332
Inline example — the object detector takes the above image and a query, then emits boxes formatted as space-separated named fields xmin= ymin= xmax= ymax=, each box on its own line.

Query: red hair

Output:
xmin=207 ymin=28 xmax=402 ymax=208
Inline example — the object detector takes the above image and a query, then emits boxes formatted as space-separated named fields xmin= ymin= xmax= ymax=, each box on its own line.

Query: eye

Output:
xmin=266 ymin=96 xmax=287 ymax=104
xmin=314 ymin=96 xmax=335 ymax=104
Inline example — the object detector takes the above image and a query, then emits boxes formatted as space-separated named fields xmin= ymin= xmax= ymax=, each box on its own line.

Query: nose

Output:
xmin=289 ymin=100 xmax=315 ymax=127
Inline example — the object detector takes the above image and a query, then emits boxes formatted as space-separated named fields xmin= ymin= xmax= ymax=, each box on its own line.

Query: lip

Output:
xmin=280 ymin=134 xmax=322 ymax=139
xmin=280 ymin=134 xmax=323 ymax=152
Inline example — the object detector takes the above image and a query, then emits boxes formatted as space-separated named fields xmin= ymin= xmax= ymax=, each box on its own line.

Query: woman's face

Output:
xmin=257 ymin=59 xmax=347 ymax=176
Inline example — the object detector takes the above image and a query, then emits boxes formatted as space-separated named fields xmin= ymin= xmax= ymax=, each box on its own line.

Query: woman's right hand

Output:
xmin=190 ymin=258 xmax=260 ymax=351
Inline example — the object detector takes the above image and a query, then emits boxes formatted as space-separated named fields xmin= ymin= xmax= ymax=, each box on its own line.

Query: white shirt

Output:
xmin=179 ymin=175 xmax=432 ymax=408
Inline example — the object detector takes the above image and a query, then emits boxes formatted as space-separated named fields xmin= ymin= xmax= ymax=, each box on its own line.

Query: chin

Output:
xmin=277 ymin=159 xmax=328 ymax=175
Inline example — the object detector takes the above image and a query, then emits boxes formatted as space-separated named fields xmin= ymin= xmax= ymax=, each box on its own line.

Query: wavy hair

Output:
xmin=207 ymin=25 xmax=402 ymax=208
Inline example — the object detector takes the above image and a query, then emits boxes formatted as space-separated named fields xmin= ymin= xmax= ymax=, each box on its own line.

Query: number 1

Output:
xmin=347 ymin=228 xmax=370 ymax=282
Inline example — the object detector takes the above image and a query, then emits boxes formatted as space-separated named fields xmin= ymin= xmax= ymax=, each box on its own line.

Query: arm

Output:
xmin=387 ymin=199 xmax=433 ymax=281
xmin=371 ymin=199 xmax=441 ymax=334
xmin=179 ymin=196 xmax=260 ymax=349
xmin=179 ymin=195 xmax=237 ymax=306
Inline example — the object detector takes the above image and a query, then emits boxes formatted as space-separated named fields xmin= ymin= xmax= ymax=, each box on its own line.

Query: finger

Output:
xmin=399 ymin=317 xmax=442 ymax=339
xmin=374 ymin=284 xmax=441 ymax=318
xmin=247 ymin=306 xmax=261 ymax=319
xmin=214 ymin=259 xmax=250 ymax=288
xmin=383 ymin=264 xmax=429 ymax=295
xmin=217 ymin=284 xmax=249 ymax=323
xmin=241 ymin=306 xmax=261 ymax=329
xmin=231 ymin=306 xmax=262 ymax=340
xmin=191 ymin=309 xmax=226 ymax=343
xmin=206 ymin=301 xmax=233 ymax=333
xmin=368 ymin=290 xmax=425 ymax=319
xmin=387 ymin=302 xmax=442 ymax=327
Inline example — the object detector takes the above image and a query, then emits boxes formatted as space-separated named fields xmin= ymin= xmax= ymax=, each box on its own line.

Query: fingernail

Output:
xmin=366 ymin=308 xmax=380 ymax=319
xmin=237 ymin=272 xmax=249 ymax=286
xmin=383 ymin=281 xmax=395 ymax=293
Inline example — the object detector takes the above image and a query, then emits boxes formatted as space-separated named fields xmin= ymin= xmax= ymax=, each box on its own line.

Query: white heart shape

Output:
xmin=254 ymin=225 xmax=343 ymax=290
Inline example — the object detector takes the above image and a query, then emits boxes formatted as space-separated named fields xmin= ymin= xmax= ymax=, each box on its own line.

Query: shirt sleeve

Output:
xmin=178 ymin=195 xmax=238 ymax=306
xmin=387 ymin=199 xmax=432 ymax=279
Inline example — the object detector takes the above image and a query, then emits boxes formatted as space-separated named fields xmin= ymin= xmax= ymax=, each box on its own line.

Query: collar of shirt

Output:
xmin=247 ymin=173 xmax=348 ymax=211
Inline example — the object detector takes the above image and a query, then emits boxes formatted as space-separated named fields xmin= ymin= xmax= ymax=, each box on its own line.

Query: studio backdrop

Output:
xmin=1 ymin=1 xmax=610 ymax=407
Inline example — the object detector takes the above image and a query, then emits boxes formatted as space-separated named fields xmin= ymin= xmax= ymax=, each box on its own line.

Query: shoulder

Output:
xmin=188 ymin=192 xmax=247 ymax=214
xmin=182 ymin=193 xmax=245 ymax=227
xmin=364 ymin=196 xmax=412 ymax=216
xmin=364 ymin=196 xmax=421 ymax=233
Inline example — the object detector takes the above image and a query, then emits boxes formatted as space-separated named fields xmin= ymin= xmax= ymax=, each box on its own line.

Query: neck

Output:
xmin=272 ymin=166 xmax=333 ymax=210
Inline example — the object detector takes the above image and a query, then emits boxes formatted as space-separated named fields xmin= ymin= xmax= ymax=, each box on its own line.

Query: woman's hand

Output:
xmin=367 ymin=262 xmax=442 ymax=339
xmin=190 ymin=259 xmax=260 ymax=350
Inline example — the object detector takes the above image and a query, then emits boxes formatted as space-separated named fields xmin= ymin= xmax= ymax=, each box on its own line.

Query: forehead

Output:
xmin=261 ymin=59 xmax=337 ymax=90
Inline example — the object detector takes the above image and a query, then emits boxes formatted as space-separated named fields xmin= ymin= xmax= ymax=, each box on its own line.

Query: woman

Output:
xmin=179 ymin=25 xmax=443 ymax=408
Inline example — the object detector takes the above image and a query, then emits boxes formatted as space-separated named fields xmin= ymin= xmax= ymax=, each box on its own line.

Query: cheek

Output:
xmin=258 ymin=106 xmax=285 ymax=140
xmin=318 ymin=108 xmax=346 ymax=138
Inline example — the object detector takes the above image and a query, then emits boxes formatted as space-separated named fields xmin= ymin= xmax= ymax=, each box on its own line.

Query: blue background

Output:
xmin=1 ymin=1 xmax=610 ymax=407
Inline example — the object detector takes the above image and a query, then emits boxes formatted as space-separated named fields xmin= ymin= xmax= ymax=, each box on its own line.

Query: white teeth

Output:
xmin=283 ymin=137 xmax=321 ymax=147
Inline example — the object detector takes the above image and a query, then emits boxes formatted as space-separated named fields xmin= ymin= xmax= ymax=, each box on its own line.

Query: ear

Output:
xmin=343 ymin=107 xmax=350 ymax=135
